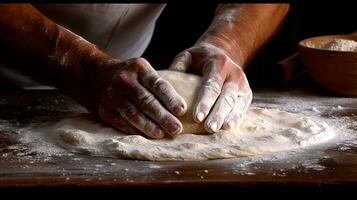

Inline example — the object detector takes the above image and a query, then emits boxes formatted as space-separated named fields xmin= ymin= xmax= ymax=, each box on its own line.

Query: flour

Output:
xmin=18 ymin=71 xmax=336 ymax=161
xmin=320 ymin=38 xmax=357 ymax=52
xmin=22 ymin=107 xmax=335 ymax=161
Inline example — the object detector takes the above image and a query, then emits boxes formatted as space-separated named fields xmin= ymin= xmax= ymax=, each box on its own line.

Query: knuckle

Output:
xmin=240 ymin=71 xmax=248 ymax=81
xmin=219 ymin=55 xmax=230 ymax=69
xmin=120 ymin=104 xmax=142 ymax=123
xmin=142 ymin=121 xmax=157 ymax=134
xmin=172 ymin=51 xmax=191 ymax=70
xmin=113 ymin=72 xmax=131 ymax=86
xmin=175 ymin=51 xmax=185 ymax=59
xmin=112 ymin=121 xmax=133 ymax=134
xmin=152 ymin=79 xmax=182 ymax=108
xmin=112 ymin=119 xmax=132 ymax=133
xmin=152 ymin=78 xmax=170 ymax=93
xmin=200 ymin=45 xmax=211 ymax=52
xmin=214 ymin=54 xmax=228 ymax=62
xmin=234 ymin=67 xmax=246 ymax=79
xmin=197 ymin=102 xmax=210 ymax=114
xmin=179 ymin=50 xmax=190 ymax=59
xmin=222 ymin=95 xmax=236 ymax=108
xmin=138 ymin=94 xmax=157 ymax=109
xmin=165 ymin=97 xmax=183 ymax=113
xmin=203 ymin=77 xmax=222 ymax=96
xmin=207 ymin=54 xmax=229 ymax=69
xmin=167 ymin=95 xmax=180 ymax=106
xmin=130 ymin=58 xmax=150 ymax=70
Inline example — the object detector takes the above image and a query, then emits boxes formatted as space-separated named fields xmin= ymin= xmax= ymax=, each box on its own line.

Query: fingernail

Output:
xmin=227 ymin=120 xmax=236 ymax=130
xmin=173 ymin=105 xmax=185 ymax=116
xmin=154 ymin=129 xmax=164 ymax=138
xmin=169 ymin=124 xmax=182 ymax=136
xmin=196 ymin=112 xmax=205 ymax=122
xmin=209 ymin=121 xmax=218 ymax=132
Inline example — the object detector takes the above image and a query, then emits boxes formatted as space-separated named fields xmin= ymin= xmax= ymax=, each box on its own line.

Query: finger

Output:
xmin=99 ymin=86 xmax=165 ymax=139
xmin=116 ymin=98 xmax=165 ymax=139
xmin=192 ymin=59 xmax=226 ymax=123
xmin=222 ymin=89 xmax=252 ymax=131
xmin=221 ymin=70 xmax=253 ymax=130
xmin=116 ymin=76 xmax=183 ymax=137
xmin=98 ymin=104 xmax=142 ymax=136
xmin=169 ymin=50 xmax=192 ymax=72
xmin=204 ymin=82 xmax=237 ymax=133
xmin=140 ymin=69 xmax=187 ymax=116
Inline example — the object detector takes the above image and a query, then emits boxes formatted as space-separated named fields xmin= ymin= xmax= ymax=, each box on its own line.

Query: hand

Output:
xmin=96 ymin=58 xmax=187 ymax=139
xmin=169 ymin=43 xmax=252 ymax=133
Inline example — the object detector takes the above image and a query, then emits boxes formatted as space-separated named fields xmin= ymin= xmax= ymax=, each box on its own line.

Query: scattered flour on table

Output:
xmin=19 ymin=108 xmax=335 ymax=161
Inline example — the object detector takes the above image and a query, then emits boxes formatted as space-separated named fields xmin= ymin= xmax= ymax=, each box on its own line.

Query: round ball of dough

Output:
xmin=157 ymin=70 xmax=207 ymax=134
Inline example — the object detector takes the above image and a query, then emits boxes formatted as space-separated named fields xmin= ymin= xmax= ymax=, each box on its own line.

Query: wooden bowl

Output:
xmin=298 ymin=34 xmax=357 ymax=97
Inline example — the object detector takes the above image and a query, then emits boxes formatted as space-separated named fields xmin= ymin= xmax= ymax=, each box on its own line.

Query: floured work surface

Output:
xmin=0 ymin=89 xmax=357 ymax=187
xmin=21 ymin=70 xmax=336 ymax=162
xmin=24 ymin=107 xmax=335 ymax=161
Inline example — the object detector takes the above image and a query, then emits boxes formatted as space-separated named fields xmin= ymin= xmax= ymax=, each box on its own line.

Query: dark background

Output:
xmin=143 ymin=2 xmax=357 ymax=88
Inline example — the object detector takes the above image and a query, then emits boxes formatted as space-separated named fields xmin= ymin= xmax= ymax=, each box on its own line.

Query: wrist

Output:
xmin=53 ymin=27 xmax=120 ymax=114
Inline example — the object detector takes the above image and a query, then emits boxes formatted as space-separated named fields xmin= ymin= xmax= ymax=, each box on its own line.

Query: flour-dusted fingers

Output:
xmin=140 ymin=68 xmax=187 ymax=117
xmin=98 ymin=104 xmax=142 ymax=136
xmin=128 ymin=83 xmax=182 ymax=137
xmin=192 ymin=58 xmax=226 ymax=123
xmin=221 ymin=70 xmax=253 ymax=130
xmin=112 ymin=71 xmax=183 ymax=137
xmin=169 ymin=50 xmax=192 ymax=72
xmin=99 ymin=84 xmax=165 ymax=139
xmin=116 ymin=98 xmax=165 ymax=139
xmin=222 ymin=95 xmax=251 ymax=130
xmin=204 ymin=81 xmax=238 ymax=133
xmin=108 ymin=58 xmax=182 ymax=136
xmin=169 ymin=42 xmax=253 ymax=133
xmin=222 ymin=89 xmax=252 ymax=131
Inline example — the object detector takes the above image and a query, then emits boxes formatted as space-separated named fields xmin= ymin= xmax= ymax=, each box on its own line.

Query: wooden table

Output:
xmin=0 ymin=88 xmax=357 ymax=188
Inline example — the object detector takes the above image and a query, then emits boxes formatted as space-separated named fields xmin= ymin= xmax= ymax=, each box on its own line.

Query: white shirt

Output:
xmin=35 ymin=4 xmax=166 ymax=60
xmin=1 ymin=4 xmax=166 ymax=89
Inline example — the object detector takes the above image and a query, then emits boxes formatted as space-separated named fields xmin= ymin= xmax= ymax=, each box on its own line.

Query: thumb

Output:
xmin=169 ymin=50 xmax=192 ymax=72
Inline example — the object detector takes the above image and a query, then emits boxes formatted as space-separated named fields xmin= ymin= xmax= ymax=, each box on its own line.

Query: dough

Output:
xmin=158 ymin=70 xmax=206 ymax=134
xmin=28 ymin=70 xmax=335 ymax=161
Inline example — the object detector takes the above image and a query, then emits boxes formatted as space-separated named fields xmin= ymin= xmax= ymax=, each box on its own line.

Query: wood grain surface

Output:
xmin=0 ymin=88 xmax=356 ymax=188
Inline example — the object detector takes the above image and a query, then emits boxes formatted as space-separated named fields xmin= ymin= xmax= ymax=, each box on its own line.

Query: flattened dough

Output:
xmin=29 ymin=70 xmax=335 ymax=161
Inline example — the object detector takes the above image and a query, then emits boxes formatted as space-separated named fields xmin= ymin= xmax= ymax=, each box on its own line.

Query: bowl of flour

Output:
xmin=298 ymin=33 xmax=357 ymax=97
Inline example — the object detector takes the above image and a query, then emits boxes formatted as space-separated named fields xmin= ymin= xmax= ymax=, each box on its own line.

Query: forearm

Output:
xmin=197 ymin=4 xmax=290 ymax=68
xmin=0 ymin=4 xmax=115 ymax=111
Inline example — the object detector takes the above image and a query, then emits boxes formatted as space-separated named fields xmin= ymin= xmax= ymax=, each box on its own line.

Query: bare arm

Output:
xmin=199 ymin=4 xmax=290 ymax=67
xmin=0 ymin=4 xmax=187 ymax=138
xmin=170 ymin=4 xmax=289 ymax=132
xmin=0 ymin=4 xmax=113 ymax=112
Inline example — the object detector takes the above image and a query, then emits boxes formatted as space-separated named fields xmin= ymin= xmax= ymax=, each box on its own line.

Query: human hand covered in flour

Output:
xmin=98 ymin=58 xmax=187 ymax=139
xmin=170 ymin=4 xmax=290 ymax=133
xmin=170 ymin=43 xmax=252 ymax=133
